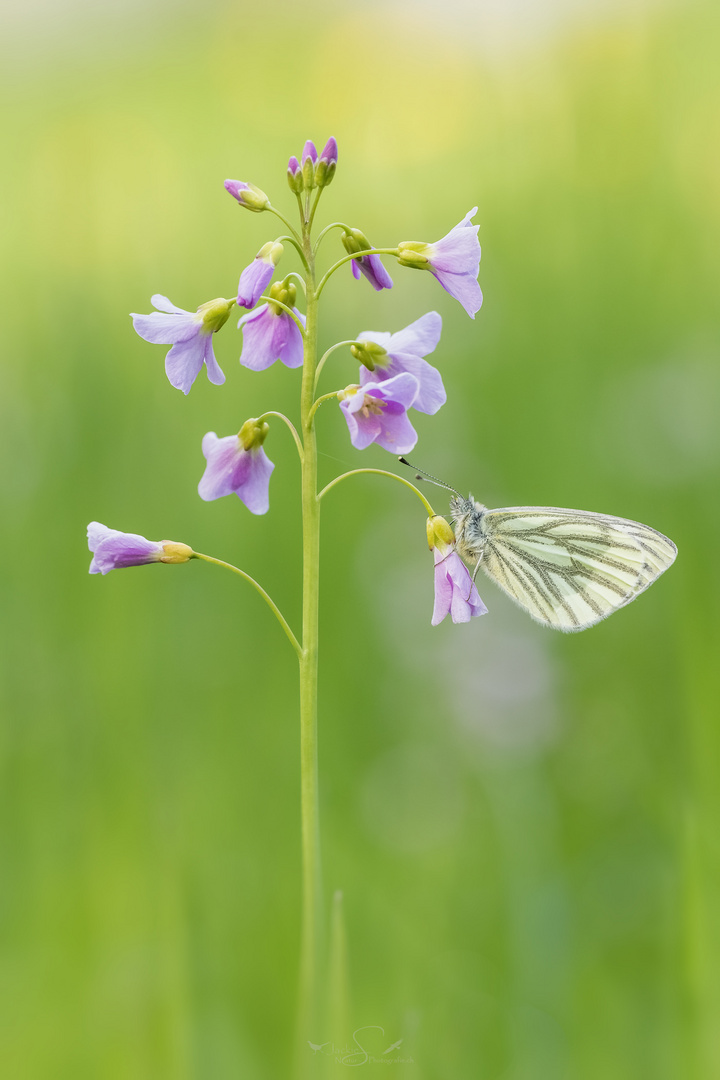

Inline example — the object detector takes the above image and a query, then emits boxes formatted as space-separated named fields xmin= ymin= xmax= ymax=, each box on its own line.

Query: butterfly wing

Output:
xmin=476 ymin=507 xmax=677 ymax=632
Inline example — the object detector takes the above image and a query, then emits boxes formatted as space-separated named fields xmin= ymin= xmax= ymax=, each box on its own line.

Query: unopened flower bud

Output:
xmin=160 ymin=541 xmax=194 ymax=564
xmin=267 ymin=278 xmax=297 ymax=315
xmin=350 ymin=340 xmax=388 ymax=372
xmin=426 ymin=515 xmax=455 ymax=554
xmin=396 ymin=240 xmax=430 ymax=269
xmin=238 ymin=417 xmax=270 ymax=451
xmin=315 ymin=136 xmax=338 ymax=188
xmin=337 ymin=384 xmax=361 ymax=401
xmin=341 ymin=227 xmax=372 ymax=257
xmin=287 ymin=156 xmax=303 ymax=194
xmin=197 ymin=297 xmax=234 ymax=334
xmin=224 ymin=179 xmax=270 ymax=213
xmin=302 ymin=140 xmax=318 ymax=191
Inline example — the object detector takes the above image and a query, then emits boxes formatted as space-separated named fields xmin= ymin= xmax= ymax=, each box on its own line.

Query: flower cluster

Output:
xmin=288 ymin=138 xmax=338 ymax=193
xmin=101 ymin=138 xmax=487 ymax=623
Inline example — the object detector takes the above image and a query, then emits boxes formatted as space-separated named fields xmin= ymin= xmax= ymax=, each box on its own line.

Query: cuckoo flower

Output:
xmin=237 ymin=242 xmax=284 ymax=309
xmin=131 ymin=295 xmax=232 ymax=395
xmin=354 ymin=311 xmax=446 ymax=415
xmin=397 ymin=208 xmax=482 ymax=318
xmin=224 ymin=179 xmax=270 ymax=213
xmin=198 ymin=419 xmax=274 ymax=515
xmin=339 ymin=372 xmax=419 ymax=454
xmin=87 ymin=522 xmax=192 ymax=575
xmin=238 ymin=280 xmax=305 ymax=371
xmin=432 ymin=548 xmax=488 ymax=624
xmin=426 ymin=516 xmax=487 ymax=625
xmin=342 ymin=228 xmax=393 ymax=292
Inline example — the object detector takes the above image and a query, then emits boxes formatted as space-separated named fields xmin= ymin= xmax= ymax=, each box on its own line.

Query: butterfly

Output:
xmin=398 ymin=457 xmax=677 ymax=632
xmin=449 ymin=495 xmax=677 ymax=632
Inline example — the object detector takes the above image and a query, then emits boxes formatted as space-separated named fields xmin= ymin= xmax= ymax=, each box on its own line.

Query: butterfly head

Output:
xmin=450 ymin=494 xmax=477 ymax=518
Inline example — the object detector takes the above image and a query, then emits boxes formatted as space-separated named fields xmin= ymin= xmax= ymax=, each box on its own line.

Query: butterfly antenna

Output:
xmin=398 ymin=457 xmax=462 ymax=497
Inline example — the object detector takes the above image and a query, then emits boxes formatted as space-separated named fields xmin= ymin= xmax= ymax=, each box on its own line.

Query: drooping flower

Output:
xmin=198 ymin=419 xmax=274 ymax=514
xmin=397 ymin=208 xmax=482 ymax=318
xmin=354 ymin=311 xmax=446 ymax=415
xmin=427 ymin=515 xmax=487 ymax=624
xmin=131 ymin=295 xmax=233 ymax=394
xmin=238 ymin=280 xmax=305 ymax=371
xmin=338 ymin=372 xmax=419 ymax=453
xmin=87 ymin=522 xmax=192 ymax=575
xmin=432 ymin=547 xmax=488 ymax=624
xmin=237 ymin=242 xmax=284 ymax=309
xmin=341 ymin=228 xmax=393 ymax=292
xmin=224 ymin=179 xmax=270 ymax=213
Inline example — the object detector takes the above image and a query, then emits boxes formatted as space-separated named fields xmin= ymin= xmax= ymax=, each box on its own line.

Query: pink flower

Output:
xmin=397 ymin=208 xmax=482 ymax=318
xmin=131 ymin=294 xmax=231 ymax=394
xmin=341 ymin=227 xmax=393 ymax=292
xmin=87 ymin=523 xmax=192 ymax=574
xmin=238 ymin=280 xmax=305 ymax=371
xmin=356 ymin=311 xmax=446 ymax=415
xmin=238 ymin=305 xmax=305 ymax=371
xmin=198 ymin=420 xmax=274 ymax=515
xmin=432 ymin=547 xmax=487 ymax=625
xmin=339 ymin=372 xmax=419 ymax=454
xmin=237 ymin=242 xmax=284 ymax=309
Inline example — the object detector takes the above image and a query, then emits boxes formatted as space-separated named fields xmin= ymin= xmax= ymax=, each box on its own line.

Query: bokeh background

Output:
xmin=2 ymin=0 xmax=719 ymax=1075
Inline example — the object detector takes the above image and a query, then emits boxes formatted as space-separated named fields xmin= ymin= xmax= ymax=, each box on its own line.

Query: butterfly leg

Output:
xmin=472 ymin=554 xmax=484 ymax=582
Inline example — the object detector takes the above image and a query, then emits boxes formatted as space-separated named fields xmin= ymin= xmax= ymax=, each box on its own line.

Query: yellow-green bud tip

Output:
xmin=238 ymin=418 xmax=270 ymax=451
xmin=397 ymin=240 xmax=431 ymax=269
xmin=197 ymin=297 xmax=234 ymax=334
xmin=242 ymin=184 xmax=271 ymax=212
xmin=267 ymin=278 xmax=296 ymax=314
xmin=426 ymin=515 xmax=455 ymax=552
xmin=160 ymin=541 xmax=194 ymax=564
xmin=350 ymin=340 xmax=388 ymax=372
xmin=257 ymin=240 xmax=284 ymax=266
xmin=341 ymin=227 xmax=371 ymax=256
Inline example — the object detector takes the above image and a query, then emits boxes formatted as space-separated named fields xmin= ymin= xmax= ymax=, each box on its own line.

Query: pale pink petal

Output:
xmin=165 ymin=335 xmax=208 ymax=395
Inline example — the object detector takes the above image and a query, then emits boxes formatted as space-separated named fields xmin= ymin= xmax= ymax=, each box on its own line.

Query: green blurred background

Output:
xmin=1 ymin=0 xmax=719 ymax=1075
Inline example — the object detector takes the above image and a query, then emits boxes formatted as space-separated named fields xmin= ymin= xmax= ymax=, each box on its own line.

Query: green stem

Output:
xmin=256 ymin=411 xmax=304 ymax=462
xmin=296 ymin=215 xmax=322 ymax=1065
xmin=192 ymin=553 xmax=302 ymax=657
xmin=315 ymin=248 xmax=399 ymax=299
xmin=314 ymin=340 xmax=358 ymax=392
xmin=318 ymin=468 xmax=436 ymax=516
xmin=267 ymin=205 xmax=304 ymax=250
xmin=285 ymin=272 xmax=307 ymax=295
xmin=295 ymin=192 xmax=305 ymax=226
xmin=307 ymin=391 xmax=341 ymax=425
xmin=313 ymin=221 xmax=353 ymax=254
xmin=257 ymin=295 xmax=306 ymax=335
xmin=273 ymin=234 xmax=309 ymax=266
xmin=307 ymin=188 xmax=322 ymax=232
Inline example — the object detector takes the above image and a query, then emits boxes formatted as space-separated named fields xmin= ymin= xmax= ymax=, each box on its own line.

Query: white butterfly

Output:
xmin=450 ymin=496 xmax=677 ymax=632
